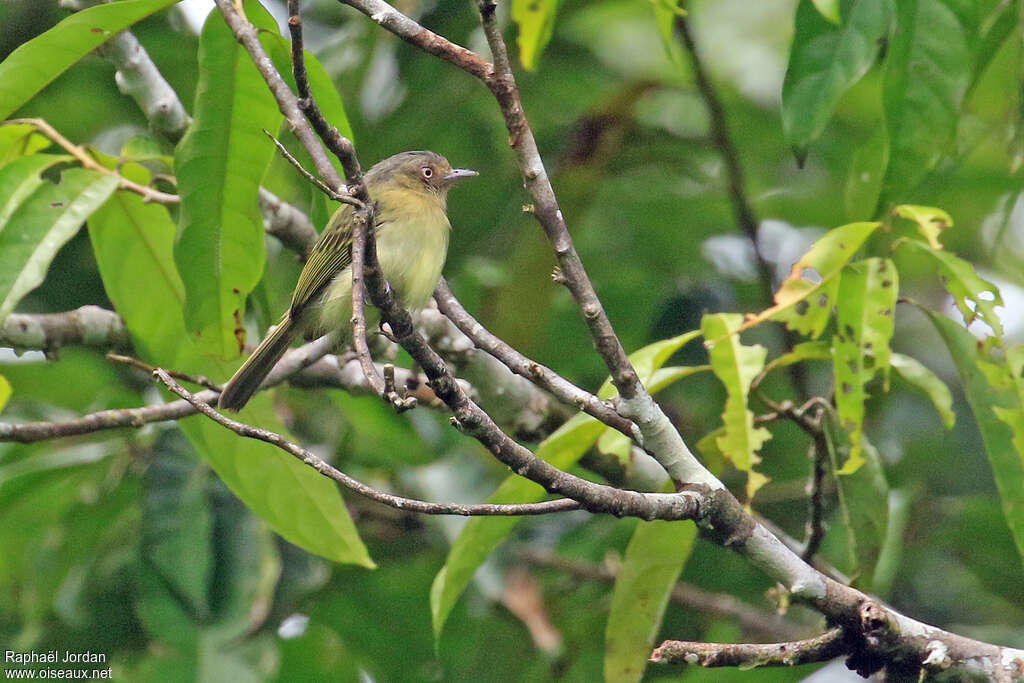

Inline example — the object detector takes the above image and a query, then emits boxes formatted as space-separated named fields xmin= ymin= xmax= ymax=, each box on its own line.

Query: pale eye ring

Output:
xmin=421 ymin=166 xmax=433 ymax=179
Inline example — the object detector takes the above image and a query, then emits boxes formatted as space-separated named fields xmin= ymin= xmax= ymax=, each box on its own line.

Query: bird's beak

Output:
xmin=444 ymin=168 xmax=478 ymax=183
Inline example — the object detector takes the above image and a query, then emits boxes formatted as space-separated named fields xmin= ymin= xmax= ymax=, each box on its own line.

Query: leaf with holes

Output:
xmin=741 ymin=221 xmax=881 ymax=338
xmin=822 ymin=411 xmax=889 ymax=590
xmin=832 ymin=258 xmax=897 ymax=475
xmin=0 ymin=168 xmax=119 ymax=325
xmin=893 ymin=204 xmax=953 ymax=249
xmin=929 ymin=311 xmax=1024 ymax=565
xmin=890 ymin=352 xmax=954 ymax=429
xmin=701 ymin=313 xmax=771 ymax=498
xmin=899 ymin=239 xmax=1003 ymax=337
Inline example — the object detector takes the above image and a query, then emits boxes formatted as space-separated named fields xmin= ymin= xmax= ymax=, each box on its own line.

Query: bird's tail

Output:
xmin=218 ymin=316 xmax=297 ymax=412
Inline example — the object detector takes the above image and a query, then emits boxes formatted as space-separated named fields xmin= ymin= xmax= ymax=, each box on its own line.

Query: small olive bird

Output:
xmin=218 ymin=151 xmax=477 ymax=411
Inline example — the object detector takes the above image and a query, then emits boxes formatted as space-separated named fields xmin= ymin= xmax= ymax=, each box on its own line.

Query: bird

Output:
xmin=217 ymin=150 xmax=477 ymax=411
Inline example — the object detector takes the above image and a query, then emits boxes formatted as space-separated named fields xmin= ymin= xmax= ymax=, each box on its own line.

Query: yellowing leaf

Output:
xmin=701 ymin=313 xmax=771 ymax=499
xmin=833 ymin=258 xmax=898 ymax=475
xmin=512 ymin=0 xmax=560 ymax=70
xmin=741 ymin=221 xmax=880 ymax=338
xmin=893 ymin=204 xmax=953 ymax=249
xmin=812 ymin=0 xmax=841 ymax=23
xmin=650 ymin=0 xmax=685 ymax=65
xmin=0 ymin=375 xmax=10 ymax=413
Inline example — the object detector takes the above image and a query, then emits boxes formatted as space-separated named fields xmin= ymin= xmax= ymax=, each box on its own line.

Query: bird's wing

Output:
xmin=289 ymin=205 xmax=389 ymax=315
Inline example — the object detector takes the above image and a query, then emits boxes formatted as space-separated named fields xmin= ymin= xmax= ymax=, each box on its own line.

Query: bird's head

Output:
xmin=366 ymin=150 xmax=477 ymax=201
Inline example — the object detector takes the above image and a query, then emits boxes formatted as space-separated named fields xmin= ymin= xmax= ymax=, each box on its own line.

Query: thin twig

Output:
xmin=434 ymin=279 xmax=640 ymax=441
xmin=262 ymin=129 xmax=360 ymax=205
xmin=651 ymin=627 xmax=847 ymax=667
xmin=107 ymin=353 xmax=221 ymax=392
xmin=673 ymin=18 xmax=773 ymax=302
xmin=802 ymin=438 xmax=829 ymax=562
xmin=0 ymin=337 xmax=334 ymax=443
xmin=4 ymin=118 xmax=180 ymax=204
xmin=155 ymin=369 xmax=580 ymax=517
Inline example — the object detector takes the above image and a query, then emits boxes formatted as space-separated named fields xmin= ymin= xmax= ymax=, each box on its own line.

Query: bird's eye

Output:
xmin=421 ymin=166 xmax=433 ymax=179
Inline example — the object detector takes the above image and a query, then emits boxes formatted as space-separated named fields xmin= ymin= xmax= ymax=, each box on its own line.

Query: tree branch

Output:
xmin=434 ymin=279 xmax=640 ymax=441
xmin=155 ymin=368 xmax=581 ymax=517
xmin=0 ymin=305 xmax=130 ymax=354
xmin=258 ymin=187 xmax=318 ymax=258
xmin=0 ymin=336 xmax=333 ymax=443
xmin=337 ymin=0 xmax=720 ymax=491
xmin=651 ymin=628 xmax=847 ymax=668
xmin=95 ymin=27 xmax=191 ymax=141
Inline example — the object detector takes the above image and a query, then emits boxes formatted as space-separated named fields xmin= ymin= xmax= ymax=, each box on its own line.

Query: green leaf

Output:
xmin=0 ymin=167 xmax=118 ymax=325
xmin=89 ymin=176 xmax=371 ymax=567
xmin=604 ymin=520 xmax=697 ymax=683
xmin=893 ymin=204 xmax=953 ymax=249
xmin=701 ymin=313 xmax=771 ymax=498
xmin=899 ymin=239 xmax=1003 ymax=337
xmin=0 ymin=153 xmax=70 ymax=229
xmin=822 ymin=412 xmax=889 ymax=590
xmin=890 ymin=352 xmax=955 ymax=428
xmin=90 ymin=186 xmax=187 ymax=364
xmin=142 ymin=432 xmax=214 ymax=617
xmin=832 ymin=258 xmax=898 ymax=474
xmin=844 ymin=125 xmax=887 ymax=219
xmin=880 ymin=0 xmax=972 ymax=205
xmin=759 ymin=340 xmax=832 ymax=382
xmin=650 ymin=0 xmax=685 ymax=65
xmin=174 ymin=1 xmax=283 ymax=358
xmin=598 ymin=330 xmax=702 ymax=399
xmin=0 ymin=124 xmax=51 ymax=166
xmin=0 ymin=374 xmax=10 ymax=413
xmin=512 ymin=0 xmax=560 ymax=70
xmin=176 ymin=389 xmax=374 ymax=567
xmin=430 ymin=411 xmax=605 ymax=640
xmin=742 ymin=221 xmax=881 ymax=338
xmin=969 ymin=0 xmax=1021 ymax=99
xmin=782 ymin=0 xmax=894 ymax=159
xmin=929 ymin=311 xmax=1024 ymax=565
xmin=0 ymin=0 xmax=181 ymax=121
